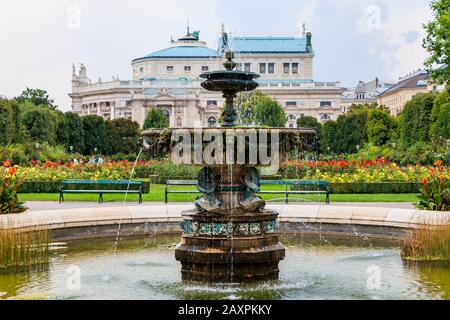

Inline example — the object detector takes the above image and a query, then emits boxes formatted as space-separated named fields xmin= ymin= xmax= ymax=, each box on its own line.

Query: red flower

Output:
xmin=3 ymin=159 xmax=11 ymax=167
xmin=435 ymin=160 xmax=443 ymax=167
xmin=421 ymin=178 xmax=428 ymax=185
xmin=8 ymin=167 xmax=16 ymax=175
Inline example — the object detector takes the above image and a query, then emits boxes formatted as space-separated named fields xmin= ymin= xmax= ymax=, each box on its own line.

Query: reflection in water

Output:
xmin=0 ymin=235 xmax=448 ymax=300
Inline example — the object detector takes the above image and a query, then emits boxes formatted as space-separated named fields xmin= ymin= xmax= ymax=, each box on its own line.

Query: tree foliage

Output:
xmin=82 ymin=115 xmax=107 ymax=154
xmin=65 ymin=112 xmax=85 ymax=153
xmin=22 ymin=108 xmax=58 ymax=145
xmin=367 ymin=109 xmax=399 ymax=147
xmin=297 ymin=116 xmax=322 ymax=133
xmin=423 ymin=0 xmax=450 ymax=85
xmin=105 ymin=118 xmax=140 ymax=155
xmin=252 ymin=95 xmax=287 ymax=127
xmin=400 ymin=93 xmax=437 ymax=146
xmin=15 ymin=88 xmax=56 ymax=109
xmin=143 ymin=108 xmax=169 ymax=129
xmin=430 ymin=90 xmax=450 ymax=140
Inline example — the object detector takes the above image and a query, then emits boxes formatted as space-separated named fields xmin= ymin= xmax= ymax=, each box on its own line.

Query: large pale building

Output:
xmin=70 ymin=27 xmax=343 ymax=128
xmin=377 ymin=69 xmax=445 ymax=116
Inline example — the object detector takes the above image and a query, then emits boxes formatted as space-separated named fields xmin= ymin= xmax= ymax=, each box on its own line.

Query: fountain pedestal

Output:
xmin=175 ymin=165 xmax=285 ymax=283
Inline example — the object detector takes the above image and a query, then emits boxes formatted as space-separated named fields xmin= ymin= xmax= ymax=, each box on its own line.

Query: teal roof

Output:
xmin=224 ymin=37 xmax=309 ymax=54
xmin=134 ymin=46 xmax=218 ymax=61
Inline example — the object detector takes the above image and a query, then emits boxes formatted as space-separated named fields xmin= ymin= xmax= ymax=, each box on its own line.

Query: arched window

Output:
xmin=208 ymin=117 xmax=217 ymax=128
xmin=320 ymin=114 xmax=331 ymax=121
xmin=288 ymin=114 xmax=296 ymax=121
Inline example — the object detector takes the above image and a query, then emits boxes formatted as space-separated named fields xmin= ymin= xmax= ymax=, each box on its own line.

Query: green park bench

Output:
xmin=259 ymin=180 xmax=331 ymax=204
xmin=164 ymin=179 xmax=331 ymax=204
xmin=60 ymin=180 xmax=144 ymax=204
xmin=164 ymin=180 xmax=199 ymax=203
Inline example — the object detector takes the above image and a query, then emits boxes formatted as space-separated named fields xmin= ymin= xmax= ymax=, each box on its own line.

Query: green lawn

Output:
xmin=19 ymin=184 xmax=419 ymax=203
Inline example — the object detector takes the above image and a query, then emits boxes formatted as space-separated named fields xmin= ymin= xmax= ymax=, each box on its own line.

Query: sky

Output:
xmin=0 ymin=0 xmax=433 ymax=111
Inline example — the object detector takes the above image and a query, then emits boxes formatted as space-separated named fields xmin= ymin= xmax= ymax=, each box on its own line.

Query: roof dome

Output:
xmin=133 ymin=28 xmax=219 ymax=62
xmin=141 ymin=46 xmax=218 ymax=59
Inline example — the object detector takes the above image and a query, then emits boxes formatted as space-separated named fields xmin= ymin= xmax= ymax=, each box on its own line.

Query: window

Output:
xmin=283 ymin=63 xmax=290 ymax=74
xmin=162 ymin=110 xmax=170 ymax=124
xmin=244 ymin=63 xmax=251 ymax=72
xmin=106 ymin=102 xmax=110 ymax=107
xmin=167 ymin=66 xmax=174 ymax=72
xmin=320 ymin=101 xmax=332 ymax=107
xmin=300 ymin=113 xmax=305 ymax=118
xmin=292 ymin=63 xmax=299 ymax=74
xmin=177 ymin=117 xmax=182 ymax=127
xmin=268 ymin=63 xmax=275 ymax=74
xmin=259 ymin=63 xmax=266 ymax=74
xmin=320 ymin=114 xmax=331 ymax=121
xmin=207 ymin=100 xmax=217 ymax=106
xmin=285 ymin=101 xmax=297 ymax=107
xmin=202 ymin=66 xmax=209 ymax=72
xmin=140 ymin=67 xmax=144 ymax=73
xmin=288 ymin=114 xmax=296 ymax=120
xmin=184 ymin=66 xmax=191 ymax=72
xmin=289 ymin=123 xmax=294 ymax=128
xmin=208 ymin=117 xmax=217 ymax=128
xmin=236 ymin=63 xmax=242 ymax=71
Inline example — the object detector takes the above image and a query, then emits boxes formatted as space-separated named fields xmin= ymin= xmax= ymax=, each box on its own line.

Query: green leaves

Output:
xmin=143 ymin=108 xmax=169 ymax=130
xmin=423 ymin=0 xmax=450 ymax=85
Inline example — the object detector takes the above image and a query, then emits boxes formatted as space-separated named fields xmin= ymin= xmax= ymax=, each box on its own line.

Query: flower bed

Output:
xmin=5 ymin=159 xmax=449 ymax=188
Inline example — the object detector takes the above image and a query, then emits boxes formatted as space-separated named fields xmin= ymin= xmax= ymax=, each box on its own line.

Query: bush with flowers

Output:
xmin=416 ymin=160 xmax=450 ymax=211
xmin=1 ymin=160 xmax=27 ymax=214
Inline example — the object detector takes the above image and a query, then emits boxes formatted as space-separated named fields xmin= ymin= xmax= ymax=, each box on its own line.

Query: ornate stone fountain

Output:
xmin=142 ymin=31 xmax=319 ymax=283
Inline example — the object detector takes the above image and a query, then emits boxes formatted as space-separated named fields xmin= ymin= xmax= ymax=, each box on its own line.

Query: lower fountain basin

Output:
xmin=1 ymin=234 xmax=449 ymax=300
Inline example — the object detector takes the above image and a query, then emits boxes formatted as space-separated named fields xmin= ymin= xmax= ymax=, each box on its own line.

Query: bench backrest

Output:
xmin=261 ymin=180 xmax=329 ymax=187
xmin=165 ymin=180 xmax=197 ymax=186
xmin=63 ymin=180 xmax=143 ymax=185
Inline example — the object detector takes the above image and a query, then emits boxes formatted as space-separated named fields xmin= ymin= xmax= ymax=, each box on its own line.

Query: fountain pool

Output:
xmin=0 ymin=234 xmax=449 ymax=300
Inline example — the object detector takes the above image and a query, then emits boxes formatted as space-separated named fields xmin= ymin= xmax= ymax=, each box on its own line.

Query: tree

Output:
xmin=21 ymin=108 xmax=58 ymax=145
xmin=105 ymin=118 xmax=140 ymax=155
xmin=82 ymin=115 xmax=107 ymax=154
xmin=297 ymin=116 xmax=322 ymax=133
xmin=253 ymin=95 xmax=287 ymax=127
xmin=400 ymin=93 xmax=436 ymax=146
xmin=423 ymin=0 xmax=450 ymax=85
xmin=15 ymin=88 xmax=56 ymax=109
xmin=0 ymin=99 xmax=13 ymax=146
xmin=333 ymin=109 xmax=369 ymax=154
xmin=66 ymin=112 xmax=85 ymax=153
xmin=367 ymin=109 xmax=399 ymax=146
xmin=430 ymin=90 xmax=450 ymax=140
xmin=55 ymin=111 xmax=69 ymax=146
xmin=143 ymin=108 xmax=169 ymax=129
xmin=320 ymin=120 xmax=338 ymax=154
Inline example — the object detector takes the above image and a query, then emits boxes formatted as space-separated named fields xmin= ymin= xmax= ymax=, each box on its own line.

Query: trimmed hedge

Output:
xmin=292 ymin=182 xmax=420 ymax=194
xmin=19 ymin=181 xmax=151 ymax=194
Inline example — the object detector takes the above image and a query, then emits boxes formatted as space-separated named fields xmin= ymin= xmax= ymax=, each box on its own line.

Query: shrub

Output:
xmin=1 ymin=160 xmax=27 ymax=215
xmin=416 ymin=161 xmax=450 ymax=211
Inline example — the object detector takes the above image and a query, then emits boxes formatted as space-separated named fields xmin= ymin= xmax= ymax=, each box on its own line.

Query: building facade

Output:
xmin=70 ymin=27 xmax=343 ymax=128
xmin=377 ymin=69 xmax=445 ymax=116
xmin=341 ymin=78 xmax=395 ymax=113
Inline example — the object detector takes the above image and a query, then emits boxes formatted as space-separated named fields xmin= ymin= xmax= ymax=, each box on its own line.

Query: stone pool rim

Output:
xmin=1 ymin=204 xmax=449 ymax=241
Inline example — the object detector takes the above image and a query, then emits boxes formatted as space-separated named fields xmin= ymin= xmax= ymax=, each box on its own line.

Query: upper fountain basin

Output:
xmin=200 ymin=70 xmax=260 ymax=92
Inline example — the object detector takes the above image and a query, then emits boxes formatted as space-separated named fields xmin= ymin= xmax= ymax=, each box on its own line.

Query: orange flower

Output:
xmin=435 ymin=160 xmax=443 ymax=167
xmin=8 ymin=167 xmax=16 ymax=175
xmin=421 ymin=178 xmax=428 ymax=185
xmin=3 ymin=159 xmax=11 ymax=167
